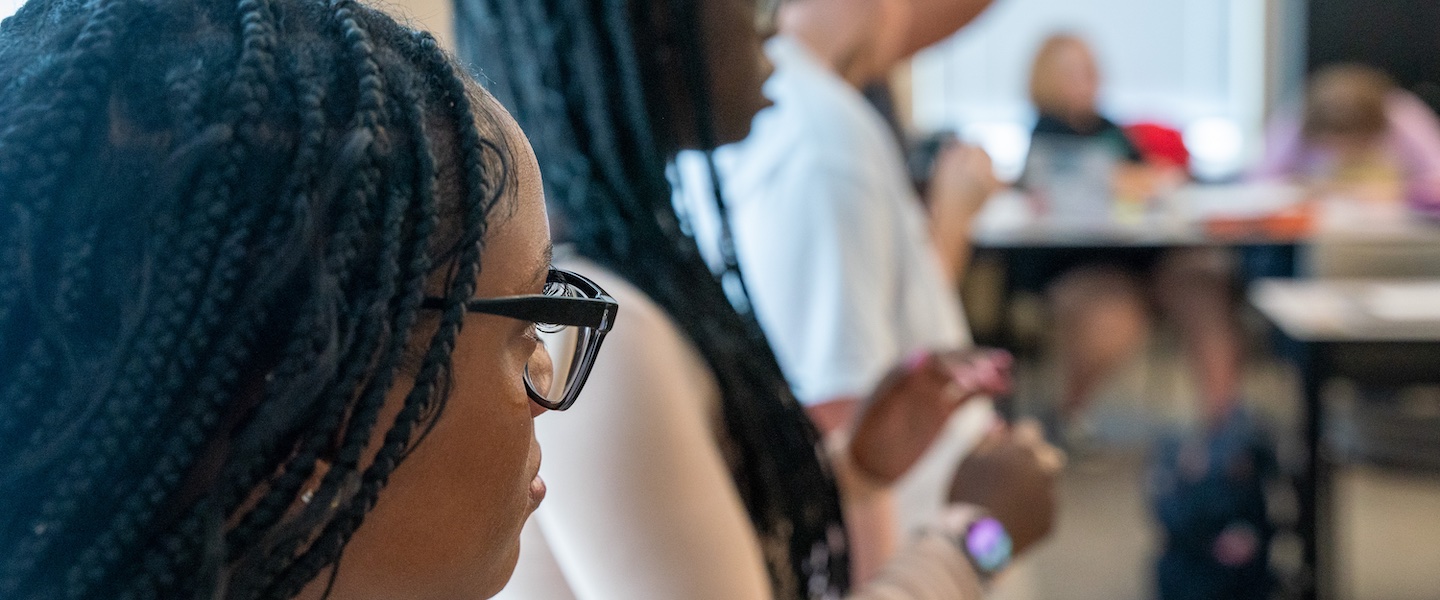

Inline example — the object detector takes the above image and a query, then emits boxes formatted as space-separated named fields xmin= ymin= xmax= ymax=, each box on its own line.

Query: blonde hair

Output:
xmin=1304 ymin=63 xmax=1393 ymax=141
xmin=1028 ymin=33 xmax=1094 ymax=118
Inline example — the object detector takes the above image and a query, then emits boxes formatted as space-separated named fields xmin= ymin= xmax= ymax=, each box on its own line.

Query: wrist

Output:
xmin=926 ymin=504 xmax=1014 ymax=584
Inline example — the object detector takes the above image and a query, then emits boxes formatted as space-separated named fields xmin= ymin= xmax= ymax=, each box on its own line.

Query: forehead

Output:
xmin=452 ymin=80 xmax=537 ymax=219
xmin=488 ymin=99 xmax=541 ymax=208
xmin=464 ymin=84 xmax=550 ymax=295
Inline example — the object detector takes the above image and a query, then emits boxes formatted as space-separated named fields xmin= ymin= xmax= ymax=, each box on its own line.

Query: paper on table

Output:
xmin=1172 ymin=182 xmax=1304 ymax=219
xmin=1364 ymin=283 xmax=1440 ymax=322
xmin=1252 ymin=281 xmax=1355 ymax=335
xmin=973 ymin=189 xmax=1035 ymax=231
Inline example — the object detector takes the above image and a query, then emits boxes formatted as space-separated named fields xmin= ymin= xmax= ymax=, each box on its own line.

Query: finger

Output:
xmin=977 ymin=361 xmax=1011 ymax=392
xmin=902 ymin=349 xmax=933 ymax=375
xmin=973 ymin=368 xmax=1009 ymax=398
xmin=987 ymin=349 xmax=1014 ymax=370
xmin=889 ymin=351 xmax=950 ymax=396
xmin=945 ymin=358 xmax=988 ymax=389
xmin=1012 ymin=418 xmax=1046 ymax=445
xmin=1035 ymin=444 xmax=1067 ymax=474
xmin=940 ymin=380 xmax=965 ymax=406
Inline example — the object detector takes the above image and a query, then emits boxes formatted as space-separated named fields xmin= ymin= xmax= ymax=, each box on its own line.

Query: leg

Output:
xmin=1049 ymin=266 xmax=1151 ymax=420
xmin=1153 ymin=248 xmax=1243 ymax=426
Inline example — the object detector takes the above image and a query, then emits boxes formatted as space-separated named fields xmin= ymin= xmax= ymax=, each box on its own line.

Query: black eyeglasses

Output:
xmin=423 ymin=268 xmax=618 ymax=411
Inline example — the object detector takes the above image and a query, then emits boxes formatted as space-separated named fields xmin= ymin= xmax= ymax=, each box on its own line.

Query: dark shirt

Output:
xmin=1032 ymin=113 xmax=1143 ymax=162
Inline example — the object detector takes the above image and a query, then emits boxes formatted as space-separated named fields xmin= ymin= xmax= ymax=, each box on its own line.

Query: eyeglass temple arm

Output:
xmin=460 ymin=295 xmax=617 ymax=331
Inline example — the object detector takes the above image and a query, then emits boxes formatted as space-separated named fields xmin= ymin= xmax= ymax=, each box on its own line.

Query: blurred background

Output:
xmin=6 ymin=0 xmax=1434 ymax=598
xmin=912 ymin=2 xmax=1440 ymax=599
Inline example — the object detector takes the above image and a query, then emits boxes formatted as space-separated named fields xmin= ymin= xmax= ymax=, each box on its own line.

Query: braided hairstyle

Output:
xmin=0 ymin=0 xmax=513 ymax=597
xmin=455 ymin=1 xmax=851 ymax=598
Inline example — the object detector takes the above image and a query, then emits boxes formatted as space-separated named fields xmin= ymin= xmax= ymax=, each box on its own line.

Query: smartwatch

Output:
xmin=961 ymin=516 xmax=1013 ymax=579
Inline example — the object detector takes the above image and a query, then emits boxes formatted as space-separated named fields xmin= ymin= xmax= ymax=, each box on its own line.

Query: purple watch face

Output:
xmin=966 ymin=517 xmax=1013 ymax=573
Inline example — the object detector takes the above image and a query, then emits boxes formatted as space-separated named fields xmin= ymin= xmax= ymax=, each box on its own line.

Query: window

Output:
xmin=911 ymin=0 xmax=1271 ymax=181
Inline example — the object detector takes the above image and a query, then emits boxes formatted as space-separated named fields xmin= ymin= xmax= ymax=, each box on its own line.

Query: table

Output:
xmin=967 ymin=186 xmax=1440 ymax=600
xmin=1250 ymin=279 xmax=1440 ymax=600
xmin=971 ymin=187 xmax=1440 ymax=250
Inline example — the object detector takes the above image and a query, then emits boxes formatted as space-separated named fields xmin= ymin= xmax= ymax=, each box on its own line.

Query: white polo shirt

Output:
xmin=677 ymin=35 xmax=970 ymax=407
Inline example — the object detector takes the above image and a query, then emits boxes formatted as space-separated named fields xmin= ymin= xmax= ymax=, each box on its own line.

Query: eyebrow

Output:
xmin=532 ymin=243 xmax=554 ymax=287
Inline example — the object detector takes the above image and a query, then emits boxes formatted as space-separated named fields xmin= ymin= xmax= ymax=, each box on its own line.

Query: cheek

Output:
xmin=424 ymin=331 xmax=538 ymax=553
xmin=704 ymin=6 xmax=769 ymax=145
xmin=336 ymin=327 xmax=538 ymax=599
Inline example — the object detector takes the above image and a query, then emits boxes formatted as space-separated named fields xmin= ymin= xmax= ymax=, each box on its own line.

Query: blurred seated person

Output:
xmin=1014 ymin=33 xmax=1244 ymax=434
xmin=1023 ymin=33 xmax=1185 ymax=205
xmin=1254 ymin=63 xmax=1440 ymax=210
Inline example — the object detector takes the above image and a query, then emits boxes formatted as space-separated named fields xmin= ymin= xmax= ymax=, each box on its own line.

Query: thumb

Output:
xmin=974 ymin=420 xmax=1009 ymax=453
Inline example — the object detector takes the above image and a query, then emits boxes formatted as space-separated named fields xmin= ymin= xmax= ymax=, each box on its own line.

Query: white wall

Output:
xmin=0 ymin=0 xmax=24 ymax=20
xmin=911 ymin=0 xmax=1271 ymax=181
xmin=374 ymin=0 xmax=454 ymax=49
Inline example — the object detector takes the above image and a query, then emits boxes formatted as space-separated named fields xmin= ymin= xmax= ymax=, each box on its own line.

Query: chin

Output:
xmin=476 ymin=491 xmax=533 ymax=598
xmin=478 ymin=543 xmax=524 ymax=595
xmin=475 ymin=536 xmax=525 ymax=598
xmin=712 ymin=96 xmax=770 ymax=148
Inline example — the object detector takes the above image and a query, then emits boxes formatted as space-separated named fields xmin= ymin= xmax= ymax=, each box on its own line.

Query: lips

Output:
xmin=526 ymin=446 xmax=545 ymax=508
xmin=528 ymin=475 xmax=547 ymax=507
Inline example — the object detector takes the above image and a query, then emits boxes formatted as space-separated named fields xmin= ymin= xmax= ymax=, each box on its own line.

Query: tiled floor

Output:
xmin=977 ymin=340 xmax=1440 ymax=600
xmin=1001 ymin=448 xmax=1440 ymax=600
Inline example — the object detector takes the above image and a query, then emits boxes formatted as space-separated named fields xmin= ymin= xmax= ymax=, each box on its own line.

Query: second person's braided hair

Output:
xmin=455 ymin=0 xmax=852 ymax=598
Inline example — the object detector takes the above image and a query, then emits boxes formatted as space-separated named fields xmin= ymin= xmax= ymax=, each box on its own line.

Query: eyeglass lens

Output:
xmin=522 ymin=270 xmax=606 ymax=410
xmin=527 ymin=323 xmax=598 ymax=409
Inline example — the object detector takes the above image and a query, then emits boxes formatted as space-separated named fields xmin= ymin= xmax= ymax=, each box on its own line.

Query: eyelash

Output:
xmin=523 ymin=322 xmax=563 ymax=343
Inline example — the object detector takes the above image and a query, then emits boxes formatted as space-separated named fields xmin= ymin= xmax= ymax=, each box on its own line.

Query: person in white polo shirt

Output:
xmin=679 ymin=0 xmax=1002 ymax=439
xmin=677 ymin=0 xmax=1045 ymax=583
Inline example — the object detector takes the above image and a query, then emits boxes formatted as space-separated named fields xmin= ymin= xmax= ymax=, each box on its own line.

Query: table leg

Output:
xmin=1298 ymin=343 xmax=1333 ymax=600
xmin=993 ymin=249 xmax=1018 ymax=421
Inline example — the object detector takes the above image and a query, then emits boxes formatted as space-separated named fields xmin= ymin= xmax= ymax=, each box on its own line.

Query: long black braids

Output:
xmin=455 ymin=1 xmax=852 ymax=598
xmin=0 ymin=0 xmax=513 ymax=598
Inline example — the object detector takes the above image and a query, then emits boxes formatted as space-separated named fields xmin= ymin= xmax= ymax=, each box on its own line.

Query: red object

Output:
xmin=1202 ymin=201 xmax=1317 ymax=241
xmin=1125 ymin=122 xmax=1190 ymax=169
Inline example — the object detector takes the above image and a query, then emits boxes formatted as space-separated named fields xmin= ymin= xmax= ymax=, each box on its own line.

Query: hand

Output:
xmin=928 ymin=144 xmax=1002 ymax=226
xmin=847 ymin=348 xmax=1013 ymax=485
xmin=947 ymin=419 xmax=1063 ymax=556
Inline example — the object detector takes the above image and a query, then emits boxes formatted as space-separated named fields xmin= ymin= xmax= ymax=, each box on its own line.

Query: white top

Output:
xmin=494 ymin=261 xmax=984 ymax=600
xmin=676 ymin=36 xmax=970 ymax=407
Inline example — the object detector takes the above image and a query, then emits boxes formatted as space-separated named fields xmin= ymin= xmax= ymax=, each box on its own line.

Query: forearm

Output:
xmin=828 ymin=429 xmax=899 ymax=585
xmin=929 ymin=213 xmax=977 ymax=287
xmin=936 ymin=235 xmax=973 ymax=287
xmin=847 ymin=524 xmax=985 ymax=600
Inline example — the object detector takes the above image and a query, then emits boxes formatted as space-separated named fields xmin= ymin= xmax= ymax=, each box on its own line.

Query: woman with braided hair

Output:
xmin=0 ymin=0 xmax=617 ymax=598
xmin=458 ymin=1 xmax=1058 ymax=599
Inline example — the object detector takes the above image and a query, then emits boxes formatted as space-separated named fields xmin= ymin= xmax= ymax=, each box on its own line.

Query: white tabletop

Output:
xmin=1248 ymin=278 xmax=1440 ymax=342
xmin=971 ymin=185 xmax=1440 ymax=249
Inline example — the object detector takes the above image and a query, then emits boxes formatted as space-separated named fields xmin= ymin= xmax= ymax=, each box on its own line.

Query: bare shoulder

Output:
xmin=553 ymin=256 xmax=719 ymax=410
